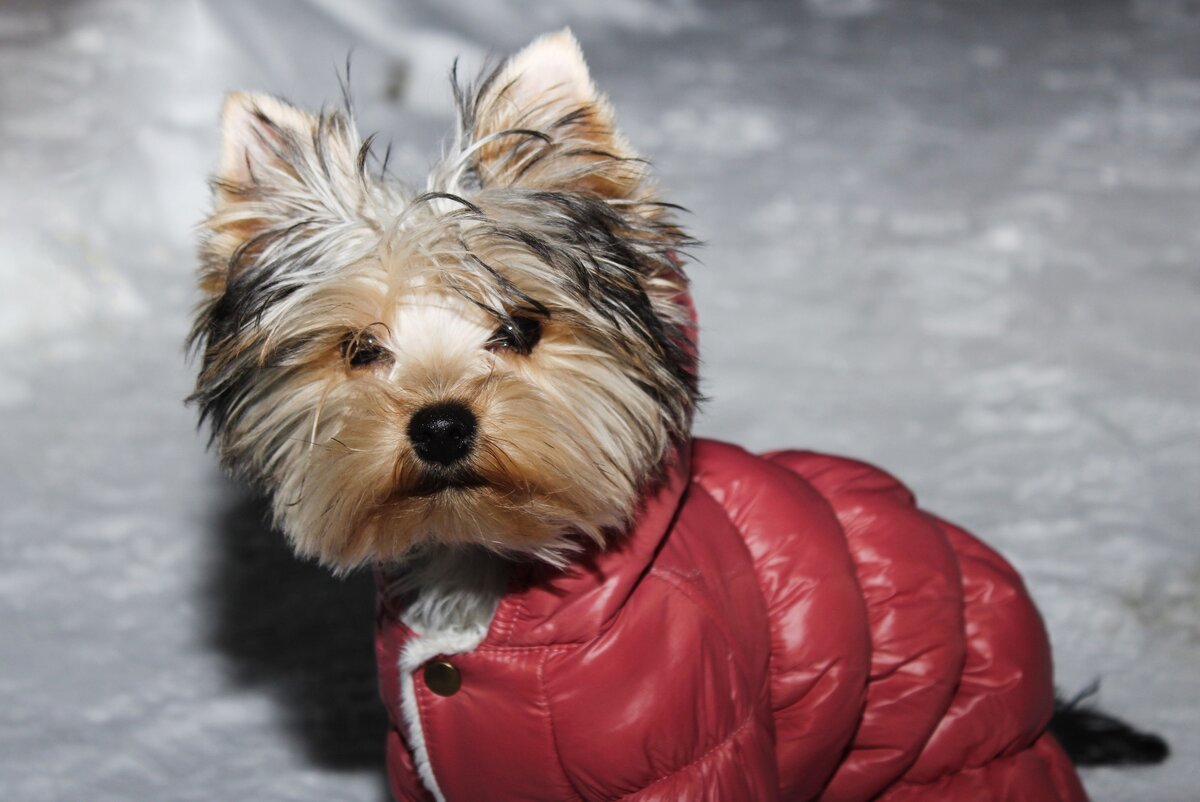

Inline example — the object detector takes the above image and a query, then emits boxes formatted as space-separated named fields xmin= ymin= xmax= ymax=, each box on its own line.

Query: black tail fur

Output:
xmin=1050 ymin=684 xmax=1170 ymax=767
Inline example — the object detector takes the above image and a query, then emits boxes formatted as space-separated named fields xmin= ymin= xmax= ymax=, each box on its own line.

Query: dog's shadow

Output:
xmin=201 ymin=479 xmax=391 ymax=798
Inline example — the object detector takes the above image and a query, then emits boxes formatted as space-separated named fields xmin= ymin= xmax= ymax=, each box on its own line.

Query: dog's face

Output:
xmin=190 ymin=31 xmax=697 ymax=570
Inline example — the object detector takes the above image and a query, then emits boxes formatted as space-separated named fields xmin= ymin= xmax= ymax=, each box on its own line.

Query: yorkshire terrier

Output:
xmin=191 ymin=30 xmax=1166 ymax=802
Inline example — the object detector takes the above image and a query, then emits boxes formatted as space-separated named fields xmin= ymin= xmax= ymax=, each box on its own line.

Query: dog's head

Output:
xmin=190 ymin=31 xmax=698 ymax=570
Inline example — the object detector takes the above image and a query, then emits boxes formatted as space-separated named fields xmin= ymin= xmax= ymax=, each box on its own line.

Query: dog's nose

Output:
xmin=407 ymin=402 xmax=477 ymax=466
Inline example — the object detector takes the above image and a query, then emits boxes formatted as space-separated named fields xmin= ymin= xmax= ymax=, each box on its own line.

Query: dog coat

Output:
xmin=375 ymin=438 xmax=1089 ymax=801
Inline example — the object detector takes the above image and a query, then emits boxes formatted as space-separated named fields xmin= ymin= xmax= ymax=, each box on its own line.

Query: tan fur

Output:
xmin=469 ymin=30 xmax=645 ymax=200
xmin=191 ymin=31 xmax=696 ymax=571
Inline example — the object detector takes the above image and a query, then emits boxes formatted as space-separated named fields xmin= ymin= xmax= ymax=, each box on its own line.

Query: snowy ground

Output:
xmin=1 ymin=1 xmax=1197 ymax=800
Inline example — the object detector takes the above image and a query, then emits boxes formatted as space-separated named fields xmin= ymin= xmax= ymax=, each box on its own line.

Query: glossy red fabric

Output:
xmin=376 ymin=438 xmax=1088 ymax=801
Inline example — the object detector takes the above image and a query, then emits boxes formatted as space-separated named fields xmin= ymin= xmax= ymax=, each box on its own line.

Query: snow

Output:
xmin=1 ymin=1 xmax=1196 ymax=800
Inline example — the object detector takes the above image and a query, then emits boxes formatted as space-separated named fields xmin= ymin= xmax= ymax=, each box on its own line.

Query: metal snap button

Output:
xmin=423 ymin=659 xmax=461 ymax=697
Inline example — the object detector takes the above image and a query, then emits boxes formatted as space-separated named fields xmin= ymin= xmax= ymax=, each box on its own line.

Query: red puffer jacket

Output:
xmin=376 ymin=438 xmax=1089 ymax=801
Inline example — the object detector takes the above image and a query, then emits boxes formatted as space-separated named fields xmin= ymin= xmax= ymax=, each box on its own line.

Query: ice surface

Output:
xmin=1 ymin=1 xmax=1196 ymax=800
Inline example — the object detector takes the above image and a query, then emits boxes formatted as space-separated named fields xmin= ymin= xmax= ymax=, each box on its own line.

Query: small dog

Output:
xmin=191 ymin=30 xmax=1165 ymax=802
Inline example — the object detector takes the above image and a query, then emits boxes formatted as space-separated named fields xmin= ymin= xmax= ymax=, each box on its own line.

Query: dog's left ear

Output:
xmin=461 ymin=29 xmax=649 ymax=200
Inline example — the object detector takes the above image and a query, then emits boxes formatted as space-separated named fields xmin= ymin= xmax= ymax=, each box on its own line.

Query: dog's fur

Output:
xmin=189 ymin=30 xmax=1166 ymax=775
xmin=191 ymin=32 xmax=695 ymax=581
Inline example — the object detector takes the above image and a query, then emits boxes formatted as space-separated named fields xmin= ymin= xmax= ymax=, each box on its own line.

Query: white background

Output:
xmin=1 ymin=1 xmax=1196 ymax=800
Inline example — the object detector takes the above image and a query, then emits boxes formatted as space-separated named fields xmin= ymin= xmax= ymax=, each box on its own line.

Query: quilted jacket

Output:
xmin=376 ymin=438 xmax=1089 ymax=801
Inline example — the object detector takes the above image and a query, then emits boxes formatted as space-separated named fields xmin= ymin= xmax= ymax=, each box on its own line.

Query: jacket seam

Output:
xmin=687 ymin=477 xmax=777 ymax=697
xmin=606 ymin=571 xmax=761 ymax=800
xmin=892 ymin=737 xmax=1048 ymax=788
xmin=476 ymin=643 xmax=583 ymax=653
xmin=538 ymin=651 xmax=588 ymax=802
xmin=644 ymin=570 xmax=752 ymax=675
xmin=490 ymin=590 xmax=525 ymax=645
xmin=615 ymin=711 xmax=757 ymax=800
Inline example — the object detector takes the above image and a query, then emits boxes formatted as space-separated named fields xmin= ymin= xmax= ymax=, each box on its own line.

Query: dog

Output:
xmin=190 ymin=30 xmax=1166 ymax=802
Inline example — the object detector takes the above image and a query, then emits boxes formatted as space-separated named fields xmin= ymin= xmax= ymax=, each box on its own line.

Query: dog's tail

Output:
xmin=1050 ymin=684 xmax=1169 ymax=766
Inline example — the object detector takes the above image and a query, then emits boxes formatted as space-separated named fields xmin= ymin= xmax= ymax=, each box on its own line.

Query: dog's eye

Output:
xmin=487 ymin=316 xmax=542 ymax=355
xmin=341 ymin=331 xmax=392 ymax=369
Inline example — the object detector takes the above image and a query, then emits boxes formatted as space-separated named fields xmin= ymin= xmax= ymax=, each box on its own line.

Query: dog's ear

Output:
xmin=199 ymin=92 xmax=374 ymax=297
xmin=461 ymin=29 xmax=649 ymax=200
xmin=217 ymin=92 xmax=323 ymax=190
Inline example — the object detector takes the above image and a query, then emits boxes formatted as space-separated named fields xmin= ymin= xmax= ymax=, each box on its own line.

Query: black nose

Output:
xmin=407 ymin=402 xmax=477 ymax=466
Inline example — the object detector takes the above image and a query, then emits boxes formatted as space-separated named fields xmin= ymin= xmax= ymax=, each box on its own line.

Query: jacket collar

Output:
xmin=480 ymin=443 xmax=693 ymax=647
